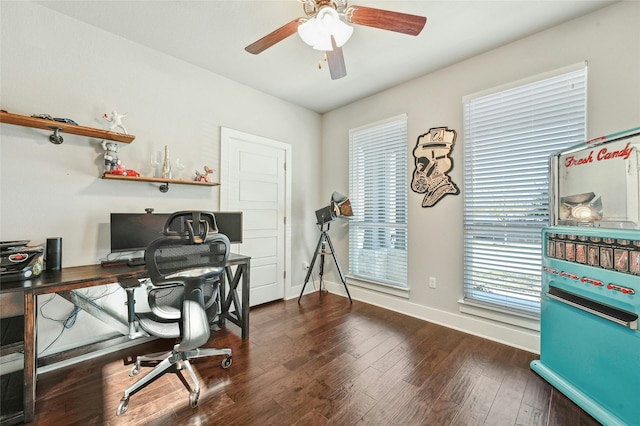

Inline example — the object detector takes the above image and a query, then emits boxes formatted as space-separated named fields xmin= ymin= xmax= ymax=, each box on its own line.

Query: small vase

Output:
xmin=161 ymin=145 xmax=172 ymax=179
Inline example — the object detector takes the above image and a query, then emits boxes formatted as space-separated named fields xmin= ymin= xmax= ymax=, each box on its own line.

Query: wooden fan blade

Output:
xmin=245 ymin=19 xmax=303 ymax=54
xmin=346 ymin=6 xmax=426 ymax=36
xmin=326 ymin=36 xmax=347 ymax=80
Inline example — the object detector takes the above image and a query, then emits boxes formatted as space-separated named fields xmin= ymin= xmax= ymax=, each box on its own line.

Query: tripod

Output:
xmin=298 ymin=222 xmax=352 ymax=303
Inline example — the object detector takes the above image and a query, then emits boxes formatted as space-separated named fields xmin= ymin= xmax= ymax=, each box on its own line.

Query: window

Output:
xmin=349 ymin=114 xmax=408 ymax=287
xmin=462 ymin=65 xmax=587 ymax=316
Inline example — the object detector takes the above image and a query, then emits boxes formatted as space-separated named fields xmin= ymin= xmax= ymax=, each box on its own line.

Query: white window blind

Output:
xmin=349 ymin=114 xmax=408 ymax=287
xmin=463 ymin=66 xmax=586 ymax=316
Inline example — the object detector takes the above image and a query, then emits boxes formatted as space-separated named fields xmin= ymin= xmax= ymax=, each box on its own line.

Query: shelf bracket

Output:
xmin=49 ymin=127 xmax=64 ymax=145
xmin=159 ymin=182 xmax=170 ymax=193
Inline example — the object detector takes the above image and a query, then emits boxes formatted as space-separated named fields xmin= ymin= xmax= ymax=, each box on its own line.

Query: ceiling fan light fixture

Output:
xmin=313 ymin=33 xmax=334 ymax=51
xmin=297 ymin=7 xmax=353 ymax=51
xmin=330 ymin=19 xmax=353 ymax=47
xmin=297 ymin=18 xmax=319 ymax=46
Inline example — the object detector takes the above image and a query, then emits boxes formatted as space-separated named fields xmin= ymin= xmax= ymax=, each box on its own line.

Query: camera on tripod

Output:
xmin=314 ymin=191 xmax=353 ymax=226
xmin=300 ymin=192 xmax=353 ymax=303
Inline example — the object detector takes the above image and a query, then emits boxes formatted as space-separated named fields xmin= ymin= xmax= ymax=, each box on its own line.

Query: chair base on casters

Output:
xmin=116 ymin=344 xmax=232 ymax=416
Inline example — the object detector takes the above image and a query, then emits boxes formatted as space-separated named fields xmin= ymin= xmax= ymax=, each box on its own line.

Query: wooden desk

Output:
xmin=0 ymin=253 xmax=250 ymax=424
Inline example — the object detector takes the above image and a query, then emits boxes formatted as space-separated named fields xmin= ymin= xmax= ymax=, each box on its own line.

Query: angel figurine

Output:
xmin=103 ymin=110 xmax=128 ymax=134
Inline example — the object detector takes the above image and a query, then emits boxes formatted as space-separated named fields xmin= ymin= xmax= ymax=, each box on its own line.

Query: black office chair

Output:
xmin=116 ymin=211 xmax=232 ymax=416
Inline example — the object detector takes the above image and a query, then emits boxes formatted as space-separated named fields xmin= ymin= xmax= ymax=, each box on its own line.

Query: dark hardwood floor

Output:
xmin=27 ymin=293 xmax=601 ymax=425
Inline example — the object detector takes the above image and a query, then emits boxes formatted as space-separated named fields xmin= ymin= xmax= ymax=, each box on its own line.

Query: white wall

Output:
xmin=320 ymin=1 xmax=640 ymax=353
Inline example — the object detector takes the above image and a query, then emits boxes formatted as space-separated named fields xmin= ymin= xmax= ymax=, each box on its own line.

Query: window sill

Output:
xmin=346 ymin=275 xmax=410 ymax=299
xmin=458 ymin=299 xmax=540 ymax=332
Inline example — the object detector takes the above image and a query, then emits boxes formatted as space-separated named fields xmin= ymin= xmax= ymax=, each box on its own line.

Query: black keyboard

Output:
xmin=101 ymin=259 xmax=127 ymax=267
xmin=126 ymin=257 xmax=146 ymax=267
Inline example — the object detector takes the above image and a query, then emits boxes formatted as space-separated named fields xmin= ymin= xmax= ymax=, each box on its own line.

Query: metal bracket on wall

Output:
xmin=49 ymin=127 xmax=64 ymax=144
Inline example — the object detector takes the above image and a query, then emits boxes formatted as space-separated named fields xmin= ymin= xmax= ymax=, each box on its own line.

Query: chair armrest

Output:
xmin=119 ymin=277 xmax=143 ymax=289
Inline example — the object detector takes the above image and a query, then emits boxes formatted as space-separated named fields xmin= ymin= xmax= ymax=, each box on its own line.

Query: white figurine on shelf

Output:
xmin=102 ymin=140 xmax=121 ymax=172
xmin=103 ymin=110 xmax=128 ymax=134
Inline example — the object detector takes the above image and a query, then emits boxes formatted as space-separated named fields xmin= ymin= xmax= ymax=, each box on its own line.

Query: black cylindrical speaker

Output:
xmin=46 ymin=237 xmax=62 ymax=270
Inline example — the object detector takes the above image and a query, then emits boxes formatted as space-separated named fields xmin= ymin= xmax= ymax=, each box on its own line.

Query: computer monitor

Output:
xmin=110 ymin=211 xmax=243 ymax=254
xmin=213 ymin=211 xmax=243 ymax=244
xmin=110 ymin=213 xmax=170 ymax=253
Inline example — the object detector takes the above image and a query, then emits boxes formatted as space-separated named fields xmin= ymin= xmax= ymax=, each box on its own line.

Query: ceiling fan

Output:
xmin=245 ymin=0 xmax=427 ymax=80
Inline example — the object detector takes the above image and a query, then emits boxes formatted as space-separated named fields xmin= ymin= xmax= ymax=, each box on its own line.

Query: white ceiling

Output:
xmin=36 ymin=0 xmax=616 ymax=113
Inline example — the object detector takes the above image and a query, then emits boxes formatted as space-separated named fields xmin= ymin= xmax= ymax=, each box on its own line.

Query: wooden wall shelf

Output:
xmin=0 ymin=111 xmax=135 ymax=144
xmin=102 ymin=173 xmax=219 ymax=193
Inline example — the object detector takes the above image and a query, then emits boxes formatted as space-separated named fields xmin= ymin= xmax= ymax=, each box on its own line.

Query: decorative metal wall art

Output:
xmin=411 ymin=126 xmax=459 ymax=207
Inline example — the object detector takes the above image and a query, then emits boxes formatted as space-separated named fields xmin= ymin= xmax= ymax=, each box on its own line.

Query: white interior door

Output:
xmin=220 ymin=128 xmax=290 ymax=307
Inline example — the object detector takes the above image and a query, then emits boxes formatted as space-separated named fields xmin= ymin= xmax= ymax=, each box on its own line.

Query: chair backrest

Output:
xmin=144 ymin=211 xmax=230 ymax=350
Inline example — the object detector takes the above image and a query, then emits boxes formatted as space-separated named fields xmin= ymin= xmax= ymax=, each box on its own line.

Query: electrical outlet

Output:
xmin=429 ymin=276 xmax=437 ymax=289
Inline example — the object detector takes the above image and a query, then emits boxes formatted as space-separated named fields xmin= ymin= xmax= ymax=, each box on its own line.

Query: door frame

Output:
xmin=219 ymin=127 xmax=292 ymax=301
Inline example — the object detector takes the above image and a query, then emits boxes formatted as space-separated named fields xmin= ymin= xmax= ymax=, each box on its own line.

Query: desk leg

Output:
xmin=241 ymin=261 xmax=250 ymax=340
xmin=218 ymin=272 xmax=227 ymax=327
xmin=219 ymin=261 xmax=250 ymax=340
xmin=23 ymin=291 xmax=36 ymax=422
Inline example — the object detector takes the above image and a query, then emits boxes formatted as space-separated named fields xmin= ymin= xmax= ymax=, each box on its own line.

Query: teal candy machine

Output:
xmin=530 ymin=127 xmax=640 ymax=426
